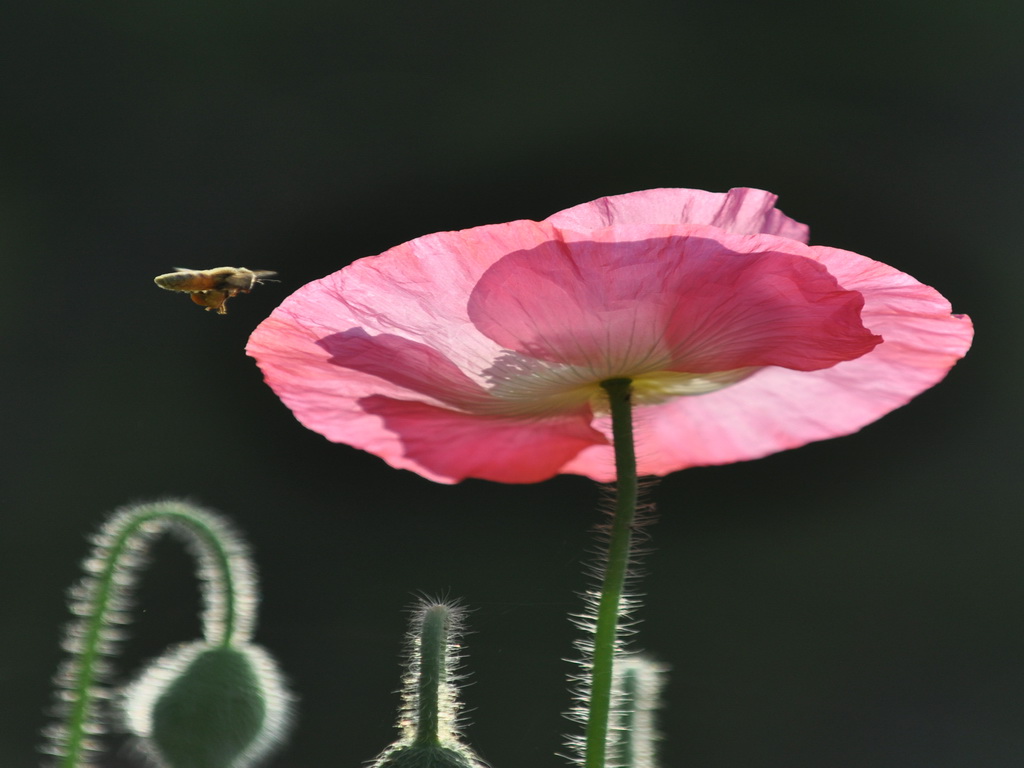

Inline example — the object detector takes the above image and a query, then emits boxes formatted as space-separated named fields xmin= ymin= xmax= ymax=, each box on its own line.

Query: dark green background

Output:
xmin=2 ymin=1 xmax=1017 ymax=766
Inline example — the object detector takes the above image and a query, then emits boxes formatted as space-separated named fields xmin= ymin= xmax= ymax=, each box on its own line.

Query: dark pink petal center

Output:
xmin=467 ymin=229 xmax=881 ymax=377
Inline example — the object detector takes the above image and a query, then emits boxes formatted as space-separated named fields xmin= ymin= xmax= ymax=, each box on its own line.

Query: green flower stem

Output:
xmin=415 ymin=605 xmax=449 ymax=746
xmin=586 ymin=378 xmax=639 ymax=768
xmin=53 ymin=501 xmax=252 ymax=768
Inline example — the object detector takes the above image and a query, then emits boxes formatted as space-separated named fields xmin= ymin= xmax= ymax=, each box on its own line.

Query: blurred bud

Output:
xmin=610 ymin=655 xmax=668 ymax=768
xmin=123 ymin=640 xmax=293 ymax=768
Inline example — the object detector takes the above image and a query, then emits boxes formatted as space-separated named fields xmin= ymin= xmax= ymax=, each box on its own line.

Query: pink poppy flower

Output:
xmin=247 ymin=188 xmax=973 ymax=484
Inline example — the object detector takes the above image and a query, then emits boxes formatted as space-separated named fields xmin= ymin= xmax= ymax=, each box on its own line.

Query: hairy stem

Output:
xmin=414 ymin=604 xmax=449 ymax=745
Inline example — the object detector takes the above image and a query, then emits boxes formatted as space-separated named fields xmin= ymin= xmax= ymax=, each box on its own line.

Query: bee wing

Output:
xmin=229 ymin=270 xmax=278 ymax=287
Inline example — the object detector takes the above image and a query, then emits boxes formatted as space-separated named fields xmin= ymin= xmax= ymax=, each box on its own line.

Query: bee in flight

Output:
xmin=154 ymin=267 xmax=277 ymax=314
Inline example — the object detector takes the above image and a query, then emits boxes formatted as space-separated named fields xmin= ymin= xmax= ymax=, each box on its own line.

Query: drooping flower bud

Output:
xmin=123 ymin=640 xmax=292 ymax=768
xmin=42 ymin=500 xmax=295 ymax=768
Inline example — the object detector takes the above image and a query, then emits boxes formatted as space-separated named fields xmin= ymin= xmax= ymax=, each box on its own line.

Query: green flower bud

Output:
xmin=123 ymin=640 xmax=293 ymax=768
xmin=375 ymin=743 xmax=483 ymax=768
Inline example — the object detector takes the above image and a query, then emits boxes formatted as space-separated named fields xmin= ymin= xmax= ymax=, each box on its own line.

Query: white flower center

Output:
xmin=468 ymin=351 xmax=759 ymax=417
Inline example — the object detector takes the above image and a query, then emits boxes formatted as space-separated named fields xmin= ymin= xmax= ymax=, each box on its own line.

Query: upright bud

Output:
xmin=371 ymin=600 xmax=487 ymax=768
